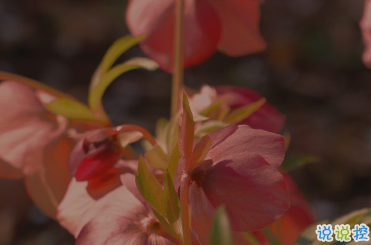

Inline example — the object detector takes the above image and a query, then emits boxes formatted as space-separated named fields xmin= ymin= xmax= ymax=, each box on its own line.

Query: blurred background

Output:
xmin=0 ymin=0 xmax=370 ymax=244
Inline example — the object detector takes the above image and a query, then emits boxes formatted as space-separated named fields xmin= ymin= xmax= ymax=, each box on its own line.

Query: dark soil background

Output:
xmin=0 ymin=0 xmax=370 ymax=244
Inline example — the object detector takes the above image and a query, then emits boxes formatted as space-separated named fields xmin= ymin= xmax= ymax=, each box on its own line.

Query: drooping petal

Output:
xmin=270 ymin=175 xmax=314 ymax=245
xmin=216 ymin=86 xmax=286 ymax=133
xmin=208 ymin=0 xmax=266 ymax=56
xmin=207 ymin=124 xmax=285 ymax=168
xmin=189 ymin=182 xmax=268 ymax=245
xmin=0 ymin=80 xmax=68 ymax=175
xmin=25 ymin=136 xmax=73 ymax=218
xmin=127 ymin=0 xmax=221 ymax=72
xmin=85 ymin=167 xmax=124 ymax=200
xmin=199 ymin=153 xmax=289 ymax=231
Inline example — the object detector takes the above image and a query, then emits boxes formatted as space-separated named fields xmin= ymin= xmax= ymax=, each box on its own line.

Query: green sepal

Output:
xmin=210 ymin=205 xmax=233 ymax=245
xmin=281 ymin=155 xmax=320 ymax=172
xmin=145 ymin=145 xmax=170 ymax=170
xmin=136 ymin=156 xmax=165 ymax=215
xmin=224 ymin=98 xmax=266 ymax=124
xmin=164 ymin=170 xmax=182 ymax=236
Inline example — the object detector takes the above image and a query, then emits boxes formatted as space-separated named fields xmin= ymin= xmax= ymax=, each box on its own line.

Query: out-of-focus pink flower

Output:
xmin=0 ymin=80 xmax=68 ymax=176
xmin=361 ymin=0 xmax=371 ymax=68
xmin=126 ymin=0 xmax=266 ymax=72
xmin=68 ymin=125 xmax=154 ymax=199
xmin=176 ymin=117 xmax=289 ymax=235
xmin=58 ymin=173 xmax=176 ymax=244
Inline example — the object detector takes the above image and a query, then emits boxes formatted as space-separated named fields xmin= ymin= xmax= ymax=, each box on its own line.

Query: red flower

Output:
xmin=126 ymin=0 xmax=266 ymax=72
xmin=68 ymin=125 xmax=155 ymax=199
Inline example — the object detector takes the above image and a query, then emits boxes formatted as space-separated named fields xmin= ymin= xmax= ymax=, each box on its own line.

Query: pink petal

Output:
xmin=215 ymin=86 xmax=286 ymax=133
xmin=76 ymin=201 xmax=174 ymax=245
xmin=198 ymin=154 xmax=289 ymax=231
xmin=57 ymin=172 xmax=147 ymax=238
xmin=207 ymin=125 xmax=285 ymax=168
xmin=0 ymin=81 xmax=68 ymax=175
xmin=127 ymin=0 xmax=221 ymax=72
xmin=189 ymin=182 xmax=214 ymax=244
xmin=209 ymin=0 xmax=266 ymax=56
xmin=126 ymin=0 xmax=175 ymax=37
xmin=57 ymin=178 xmax=126 ymax=237
xmin=59 ymin=173 xmax=174 ymax=244
xmin=189 ymin=183 xmax=260 ymax=244
xmin=188 ymin=85 xmax=217 ymax=115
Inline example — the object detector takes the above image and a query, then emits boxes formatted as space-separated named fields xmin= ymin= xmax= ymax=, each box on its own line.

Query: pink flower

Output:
xmin=189 ymin=85 xmax=286 ymax=133
xmin=176 ymin=95 xmax=290 ymax=237
xmin=0 ymin=80 xmax=68 ymax=176
xmin=0 ymin=80 xmax=72 ymax=217
xmin=58 ymin=173 xmax=176 ymax=245
xmin=126 ymin=0 xmax=266 ymax=72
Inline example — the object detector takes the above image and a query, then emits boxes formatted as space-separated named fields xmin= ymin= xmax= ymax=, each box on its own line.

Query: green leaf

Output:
xmin=90 ymin=35 xmax=146 ymax=90
xmin=281 ymin=155 xmax=320 ymax=172
xmin=332 ymin=208 xmax=369 ymax=226
xmin=168 ymin=144 xmax=180 ymax=182
xmin=224 ymin=98 xmax=266 ymax=124
xmin=43 ymin=97 xmax=94 ymax=121
xmin=89 ymin=57 xmax=158 ymax=111
xmin=201 ymin=100 xmax=225 ymax=117
xmin=136 ymin=156 xmax=165 ymax=215
xmin=180 ymin=93 xmax=195 ymax=159
xmin=263 ymin=227 xmax=282 ymax=245
xmin=194 ymin=120 xmax=228 ymax=138
xmin=166 ymin=111 xmax=181 ymax=155
xmin=296 ymin=222 xmax=325 ymax=245
xmin=145 ymin=145 xmax=170 ymax=170
xmin=210 ymin=206 xmax=233 ymax=245
xmin=152 ymin=208 xmax=181 ymax=241
xmin=296 ymin=208 xmax=371 ymax=245
xmin=163 ymin=170 xmax=182 ymax=237
xmin=243 ymin=232 xmax=262 ymax=245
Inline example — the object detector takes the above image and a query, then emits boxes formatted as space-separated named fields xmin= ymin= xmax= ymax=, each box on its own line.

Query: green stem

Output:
xmin=180 ymin=173 xmax=191 ymax=245
xmin=263 ymin=227 xmax=281 ymax=245
xmin=171 ymin=0 xmax=185 ymax=117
